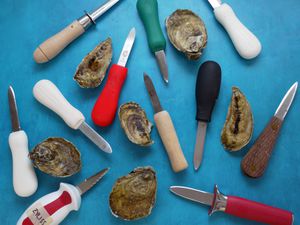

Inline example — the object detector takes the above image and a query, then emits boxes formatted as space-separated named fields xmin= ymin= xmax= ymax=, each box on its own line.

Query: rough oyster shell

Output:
xmin=221 ymin=87 xmax=253 ymax=151
xmin=119 ymin=102 xmax=153 ymax=146
xmin=29 ymin=137 xmax=81 ymax=177
xmin=166 ymin=9 xmax=207 ymax=60
xmin=74 ymin=38 xmax=112 ymax=88
xmin=109 ymin=167 xmax=157 ymax=221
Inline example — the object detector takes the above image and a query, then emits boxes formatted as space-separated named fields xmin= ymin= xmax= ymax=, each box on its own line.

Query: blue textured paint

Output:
xmin=0 ymin=0 xmax=299 ymax=224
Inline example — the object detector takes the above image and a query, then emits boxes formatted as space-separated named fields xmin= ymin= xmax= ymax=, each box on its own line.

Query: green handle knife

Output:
xmin=137 ymin=0 xmax=169 ymax=83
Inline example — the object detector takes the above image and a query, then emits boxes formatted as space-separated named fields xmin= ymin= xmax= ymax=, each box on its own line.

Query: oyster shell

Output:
xmin=221 ymin=87 xmax=253 ymax=151
xmin=119 ymin=102 xmax=153 ymax=146
xmin=109 ymin=167 xmax=157 ymax=221
xmin=29 ymin=137 xmax=81 ymax=177
xmin=166 ymin=9 xmax=207 ymax=60
xmin=74 ymin=38 xmax=112 ymax=88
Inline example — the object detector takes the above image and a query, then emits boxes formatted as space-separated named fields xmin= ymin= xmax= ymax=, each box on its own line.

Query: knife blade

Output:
xmin=8 ymin=86 xmax=21 ymax=132
xmin=170 ymin=185 xmax=294 ymax=225
xmin=144 ymin=74 xmax=163 ymax=113
xmin=241 ymin=82 xmax=298 ymax=178
xmin=92 ymin=28 xmax=136 ymax=127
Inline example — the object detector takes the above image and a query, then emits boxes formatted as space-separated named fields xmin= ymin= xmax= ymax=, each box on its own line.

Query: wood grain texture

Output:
xmin=154 ymin=111 xmax=188 ymax=172
xmin=241 ymin=116 xmax=283 ymax=178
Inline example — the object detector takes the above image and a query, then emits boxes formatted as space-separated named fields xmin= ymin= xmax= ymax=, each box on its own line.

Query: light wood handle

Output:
xmin=154 ymin=111 xmax=188 ymax=172
xmin=241 ymin=116 xmax=283 ymax=178
xmin=33 ymin=20 xmax=85 ymax=63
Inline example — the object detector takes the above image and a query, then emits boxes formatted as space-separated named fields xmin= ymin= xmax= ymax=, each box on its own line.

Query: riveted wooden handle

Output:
xmin=241 ymin=116 xmax=283 ymax=178
xmin=154 ymin=111 xmax=188 ymax=172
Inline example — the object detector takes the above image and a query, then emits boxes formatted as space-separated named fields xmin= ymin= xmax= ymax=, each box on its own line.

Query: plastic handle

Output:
xmin=33 ymin=80 xmax=85 ymax=130
xmin=214 ymin=4 xmax=261 ymax=59
xmin=196 ymin=61 xmax=221 ymax=122
xmin=17 ymin=183 xmax=81 ymax=225
xmin=33 ymin=20 xmax=85 ymax=63
xmin=137 ymin=0 xmax=166 ymax=53
xmin=225 ymin=196 xmax=293 ymax=225
xmin=92 ymin=64 xmax=128 ymax=126
xmin=9 ymin=131 xmax=38 ymax=197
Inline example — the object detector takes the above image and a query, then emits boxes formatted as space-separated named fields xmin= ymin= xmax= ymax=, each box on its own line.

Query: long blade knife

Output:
xmin=92 ymin=28 xmax=136 ymax=127
xmin=241 ymin=82 xmax=298 ymax=178
xmin=34 ymin=0 xmax=120 ymax=63
xmin=18 ymin=168 xmax=109 ymax=225
xmin=33 ymin=79 xmax=112 ymax=154
xmin=170 ymin=185 xmax=293 ymax=225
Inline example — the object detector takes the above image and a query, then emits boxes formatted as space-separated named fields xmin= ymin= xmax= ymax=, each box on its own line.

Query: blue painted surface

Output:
xmin=0 ymin=0 xmax=299 ymax=224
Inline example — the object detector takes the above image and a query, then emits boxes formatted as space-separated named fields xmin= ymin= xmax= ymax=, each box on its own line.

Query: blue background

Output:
xmin=0 ymin=0 xmax=299 ymax=224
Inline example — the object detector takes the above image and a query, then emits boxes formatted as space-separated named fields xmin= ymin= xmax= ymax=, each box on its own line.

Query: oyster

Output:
xmin=221 ymin=87 xmax=253 ymax=151
xmin=74 ymin=38 xmax=112 ymax=88
xmin=166 ymin=9 xmax=207 ymax=60
xmin=119 ymin=102 xmax=153 ymax=146
xmin=109 ymin=167 xmax=157 ymax=221
xmin=29 ymin=137 xmax=81 ymax=177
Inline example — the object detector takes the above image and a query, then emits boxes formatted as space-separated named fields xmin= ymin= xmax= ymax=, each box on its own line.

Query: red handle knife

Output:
xmin=92 ymin=28 xmax=136 ymax=127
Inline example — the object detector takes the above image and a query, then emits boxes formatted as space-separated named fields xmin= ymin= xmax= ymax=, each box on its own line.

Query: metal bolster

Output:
xmin=208 ymin=185 xmax=228 ymax=215
xmin=77 ymin=11 xmax=95 ymax=30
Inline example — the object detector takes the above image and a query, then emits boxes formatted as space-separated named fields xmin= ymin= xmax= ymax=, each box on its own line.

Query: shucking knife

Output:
xmin=8 ymin=86 xmax=38 ymax=197
xmin=137 ymin=0 xmax=169 ymax=83
xmin=33 ymin=80 xmax=112 ymax=153
xmin=17 ymin=168 xmax=109 ymax=225
xmin=207 ymin=0 xmax=262 ymax=59
xmin=33 ymin=0 xmax=120 ymax=63
xmin=170 ymin=185 xmax=294 ymax=225
xmin=144 ymin=73 xmax=188 ymax=172
xmin=194 ymin=61 xmax=221 ymax=171
xmin=241 ymin=82 xmax=298 ymax=178
xmin=92 ymin=28 xmax=136 ymax=127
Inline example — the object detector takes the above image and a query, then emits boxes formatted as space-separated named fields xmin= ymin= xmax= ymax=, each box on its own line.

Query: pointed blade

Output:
xmin=89 ymin=0 xmax=120 ymax=22
xmin=77 ymin=168 xmax=109 ymax=195
xmin=274 ymin=82 xmax=298 ymax=120
xmin=193 ymin=121 xmax=207 ymax=170
xmin=144 ymin=73 xmax=163 ymax=113
xmin=208 ymin=0 xmax=222 ymax=9
xmin=8 ymin=86 xmax=21 ymax=132
xmin=170 ymin=186 xmax=214 ymax=206
xmin=155 ymin=50 xmax=169 ymax=83
xmin=117 ymin=28 xmax=136 ymax=67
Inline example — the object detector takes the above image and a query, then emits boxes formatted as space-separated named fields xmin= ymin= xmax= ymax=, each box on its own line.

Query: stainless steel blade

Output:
xmin=77 ymin=168 xmax=109 ymax=195
xmin=79 ymin=122 xmax=112 ymax=153
xmin=274 ymin=82 xmax=298 ymax=120
xmin=208 ymin=0 xmax=222 ymax=9
xmin=193 ymin=121 xmax=207 ymax=170
xmin=117 ymin=28 xmax=136 ymax=67
xmin=144 ymin=73 xmax=163 ymax=113
xmin=155 ymin=50 xmax=169 ymax=83
xmin=170 ymin=186 xmax=214 ymax=206
xmin=89 ymin=0 xmax=120 ymax=22
xmin=8 ymin=86 xmax=21 ymax=132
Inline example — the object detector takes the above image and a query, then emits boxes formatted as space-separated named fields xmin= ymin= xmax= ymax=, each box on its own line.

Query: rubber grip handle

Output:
xmin=9 ymin=131 xmax=38 ymax=197
xmin=225 ymin=196 xmax=293 ymax=225
xmin=33 ymin=21 xmax=85 ymax=63
xmin=137 ymin=0 xmax=166 ymax=53
xmin=92 ymin=64 xmax=128 ymax=126
xmin=214 ymin=4 xmax=262 ymax=59
xmin=196 ymin=61 xmax=221 ymax=122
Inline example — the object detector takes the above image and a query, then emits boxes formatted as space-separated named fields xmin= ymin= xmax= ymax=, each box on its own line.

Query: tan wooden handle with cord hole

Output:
xmin=154 ymin=110 xmax=188 ymax=172
xmin=33 ymin=20 xmax=85 ymax=63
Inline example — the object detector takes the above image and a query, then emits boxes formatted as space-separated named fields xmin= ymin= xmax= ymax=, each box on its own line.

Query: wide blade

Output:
xmin=77 ymin=168 xmax=109 ymax=195
xmin=193 ymin=121 xmax=207 ymax=170
xmin=8 ymin=86 xmax=21 ymax=132
xmin=144 ymin=73 xmax=163 ymax=113
xmin=79 ymin=122 xmax=112 ymax=153
xmin=89 ymin=0 xmax=120 ymax=22
xmin=117 ymin=28 xmax=136 ymax=67
xmin=170 ymin=186 xmax=214 ymax=206
xmin=155 ymin=50 xmax=169 ymax=83
xmin=208 ymin=0 xmax=222 ymax=9
xmin=274 ymin=82 xmax=298 ymax=120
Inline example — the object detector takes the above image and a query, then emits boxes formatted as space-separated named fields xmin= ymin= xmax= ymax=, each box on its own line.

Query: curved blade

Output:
xmin=117 ymin=28 xmax=136 ymax=67
xmin=8 ymin=86 xmax=21 ymax=132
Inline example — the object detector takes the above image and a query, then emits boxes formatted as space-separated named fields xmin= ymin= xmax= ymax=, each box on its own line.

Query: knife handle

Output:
xmin=137 ymin=0 xmax=166 ymax=53
xmin=214 ymin=4 xmax=261 ymax=59
xmin=241 ymin=116 xmax=283 ymax=178
xmin=225 ymin=195 xmax=293 ymax=225
xmin=154 ymin=111 xmax=188 ymax=172
xmin=92 ymin=64 xmax=128 ymax=127
xmin=9 ymin=131 xmax=38 ymax=197
xmin=33 ymin=20 xmax=85 ymax=63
